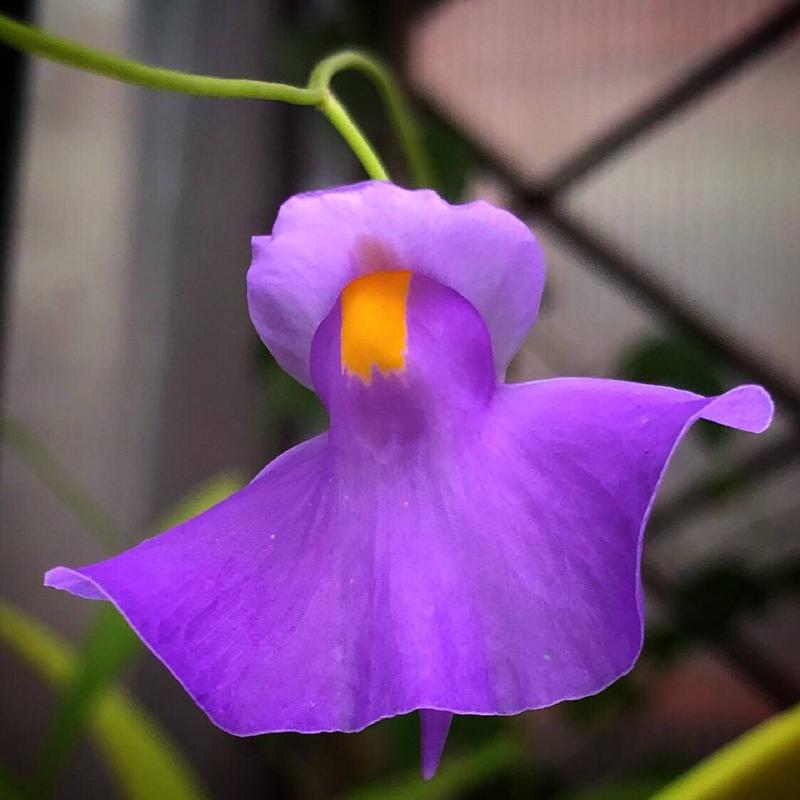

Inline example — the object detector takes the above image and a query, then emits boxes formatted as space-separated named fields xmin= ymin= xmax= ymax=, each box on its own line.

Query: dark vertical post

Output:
xmin=0 ymin=0 xmax=33 ymax=445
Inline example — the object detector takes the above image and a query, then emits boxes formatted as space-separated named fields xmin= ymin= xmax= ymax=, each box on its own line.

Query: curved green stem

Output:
xmin=318 ymin=91 xmax=389 ymax=181
xmin=0 ymin=13 xmax=320 ymax=104
xmin=310 ymin=50 xmax=434 ymax=187
xmin=0 ymin=13 xmax=390 ymax=181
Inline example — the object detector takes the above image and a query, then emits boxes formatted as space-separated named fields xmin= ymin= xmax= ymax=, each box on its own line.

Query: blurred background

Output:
xmin=1 ymin=0 xmax=798 ymax=798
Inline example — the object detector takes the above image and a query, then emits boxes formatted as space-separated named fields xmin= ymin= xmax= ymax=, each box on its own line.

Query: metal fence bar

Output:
xmin=532 ymin=205 xmax=800 ymax=422
xmin=539 ymin=0 xmax=800 ymax=197
xmin=648 ymin=436 xmax=800 ymax=537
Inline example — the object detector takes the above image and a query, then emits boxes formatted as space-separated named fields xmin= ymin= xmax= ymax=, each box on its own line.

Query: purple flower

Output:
xmin=46 ymin=181 xmax=773 ymax=778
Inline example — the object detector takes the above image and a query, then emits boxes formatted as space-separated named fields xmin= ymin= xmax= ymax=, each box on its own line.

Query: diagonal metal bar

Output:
xmin=648 ymin=436 xmax=800 ymax=537
xmin=539 ymin=0 xmax=800 ymax=196
xmin=532 ymin=204 xmax=800 ymax=423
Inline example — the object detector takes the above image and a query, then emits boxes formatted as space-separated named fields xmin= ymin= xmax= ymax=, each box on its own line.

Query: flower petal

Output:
xmin=45 ymin=380 xmax=771 ymax=735
xmin=478 ymin=379 xmax=774 ymax=708
xmin=247 ymin=181 xmax=544 ymax=387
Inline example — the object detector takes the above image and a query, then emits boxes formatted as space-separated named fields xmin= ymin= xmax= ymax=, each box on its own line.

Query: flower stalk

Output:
xmin=0 ymin=14 xmax=428 ymax=183
xmin=317 ymin=91 xmax=389 ymax=182
xmin=310 ymin=51 xmax=434 ymax=187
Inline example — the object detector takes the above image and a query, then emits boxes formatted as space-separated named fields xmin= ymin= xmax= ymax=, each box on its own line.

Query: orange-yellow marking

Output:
xmin=341 ymin=270 xmax=412 ymax=384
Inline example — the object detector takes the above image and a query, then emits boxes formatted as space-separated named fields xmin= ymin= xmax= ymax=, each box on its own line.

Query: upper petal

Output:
xmin=247 ymin=181 xmax=545 ymax=387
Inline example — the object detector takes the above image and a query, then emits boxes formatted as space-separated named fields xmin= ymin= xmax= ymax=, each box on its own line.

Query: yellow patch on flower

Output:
xmin=341 ymin=270 xmax=412 ymax=384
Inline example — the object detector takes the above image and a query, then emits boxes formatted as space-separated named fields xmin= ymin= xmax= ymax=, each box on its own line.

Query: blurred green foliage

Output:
xmin=419 ymin=113 xmax=479 ymax=202
xmin=650 ymin=702 xmax=800 ymax=800
xmin=153 ymin=472 xmax=245 ymax=531
xmin=254 ymin=346 xmax=327 ymax=459
xmin=0 ymin=416 xmax=241 ymax=799
xmin=25 ymin=472 xmax=245 ymax=798
xmin=32 ymin=608 xmax=138 ymax=798
xmin=342 ymin=735 xmax=523 ymax=800
xmin=649 ymin=559 xmax=799 ymax=663
xmin=0 ymin=767 xmax=28 ymax=800
xmin=561 ymin=774 xmax=674 ymax=800
xmin=0 ymin=602 xmax=207 ymax=800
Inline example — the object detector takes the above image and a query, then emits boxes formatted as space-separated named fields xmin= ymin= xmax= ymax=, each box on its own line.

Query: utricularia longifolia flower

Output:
xmin=46 ymin=181 xmax=773 ymax=778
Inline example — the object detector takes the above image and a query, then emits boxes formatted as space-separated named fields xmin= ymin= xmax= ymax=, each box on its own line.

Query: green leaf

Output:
xmin=420 ymin=113 xmax=478 ymax=202
xmin=649 ymin=703 xmax=800 ymax=800
xmin=33 ymin=607 xmax=138 ymax=797
xmin=560 ymin=774 xmax=673 ymax=800
xmin=0 ymin=602 xmax=208 ymax=800
xmin=255 ymin=345 xmax=326 ymax=458
xmin=0 ymin=766 xmax=28 ymax=800
xmin=671 ymin=563 xmax=768 ymax=641
xmin=153 ymin=472 xmax=244 ymax=531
